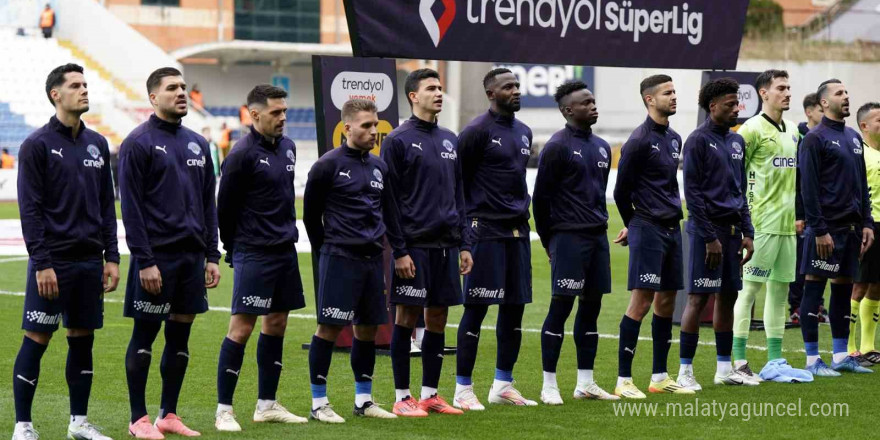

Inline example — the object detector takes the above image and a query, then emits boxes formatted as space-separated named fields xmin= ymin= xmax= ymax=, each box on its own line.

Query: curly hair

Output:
xmin=698 ymin=77 xmax=739 ymax=112
xmin=553 ymin=80 xmax=589 ymax=104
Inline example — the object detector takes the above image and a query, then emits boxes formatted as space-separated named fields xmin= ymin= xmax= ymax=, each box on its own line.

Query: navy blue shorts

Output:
xmin=626 ymin=217 xmax=684 ymax=292
xmin=316 ymin=249 xmax=387 ymax=326
xmin=390 ymin=247 xmax=463 ymax=307
xmin=463 ymin=238 xmax=531 ymax=305
xmin=687 ymin=226 xmax=744 ymax=294
xmin=231 ymin=246 xmax=305 ymax=315
xmin=550 ymin=231 xmax=611 ymax=296
xmin=124 ymin=251 xmax=208 ymax=321
xmin=22 ymin=259 xmax=104 ymax=332
xmin=800 ymin=225 xmax=861 ymax=279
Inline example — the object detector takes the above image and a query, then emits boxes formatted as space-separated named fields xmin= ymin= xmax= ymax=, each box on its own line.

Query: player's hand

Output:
xmin=706 ymin=239 xmax=722 ymax=270
xmin=36 ymin=268 xmax=59 ymax=300
xmin=139 ymin=265 xmax=162 ymax=295
xmin=816 ymin=233 xmax=834 ymax=261
xmin=739 ymin=237 xmax=754 ymax=266
xmin=459 ymin=250 xmax=473 ymax=275
xmin=613 ymin=228 xmax=628 ymax=246
xmin=545 ymin=247 xmax=551 ymax=263
xmin=103 ymin=262 xmax=120 ymax=293
xmin=205 ymin=262 xmax=221 ymax=288
xmin=795 ymin=220 xmax=805 ymax=235
xmin=395 ymin=255 xmax=416 ymax=279
xmin=861 ymin=227 xmax=875 ymax=259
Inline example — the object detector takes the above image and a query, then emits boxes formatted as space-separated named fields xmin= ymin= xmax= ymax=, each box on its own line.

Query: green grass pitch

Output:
xmin=0 ymin=201 xmax=876 ymax=439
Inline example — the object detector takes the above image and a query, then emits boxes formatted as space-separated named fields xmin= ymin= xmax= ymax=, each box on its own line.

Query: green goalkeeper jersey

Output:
xmin=865 ymin=143 xmax=880 ymax=220
xmin=738 ymin=113 xmax=799 ymax=235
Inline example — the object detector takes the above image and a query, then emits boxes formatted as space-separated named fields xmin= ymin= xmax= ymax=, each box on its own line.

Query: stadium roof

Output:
xmin=811 ymin=0 xmax=880 ymax=43
xmin=169 ymin=40 xmax=352 ymax=65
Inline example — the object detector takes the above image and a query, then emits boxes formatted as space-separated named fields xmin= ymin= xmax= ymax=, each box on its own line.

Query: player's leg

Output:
xmin=616 ymin=218 xmax=669 ymax=398
xmin=489 ymin=238 xmax=534 ymax=406
xmin=712 ymin=232 xmax=756 ymax=386
xmin=798 ymin=227 xmax=839 ymax=376
xmin=416 ymin=247 xmax=463 ymax=414
xmin=674 ymin=229 xmax=717 ymax=391
xmin=351 ymin=255 xmax=395 ymax=419
xmin=310 ymin=323 xmax=344 ymax=422
xmin=541 ymin=296 xmax=574 ymax=405
xmin=789 ymin=233 xmax=806 ymax=323
xmin=455 ymin=240 xmax=505 ymax=410
xmin=309 ymin=252 xmax=360 ymax=423
xmin=15 ymin=269 xmax=55 ymax=439
xmin=573 ymin=290 xmax=618 ymax=400
xmin=62 ymin=259 xmax=111 ymax=440
xmin=390 ymin=304 xmax=426 ymax=416
xmin=540 ymin=232 xmax=582 ymax=405
xmin=252 ymin=250 xmax=307 ymax=424
xmin=859 ymin=283 xmax=880 ymax=362
xmin=732 ymin=281 xmax=761 ymax=365
xmin=850 ymin=283 xmax=867 ymax=354
xmin=215 ymin=314 xmax=255 ymax=431
xmin=417 ymin=306 xmax=461 ymax=414
xmin=389 ymin=248 xmax=429 ymax=416
xmin=123 ymin=255 xmax=168 ymax=438
xmin=154 ymin=252 xmax=207 ymax=437
xmin=829 ymin=229 xmax=872 ymax=373
xmin=14 ymin=260 xmax=60 ymax=439
xmin=855 ymin=235 xmax=880 ymax=362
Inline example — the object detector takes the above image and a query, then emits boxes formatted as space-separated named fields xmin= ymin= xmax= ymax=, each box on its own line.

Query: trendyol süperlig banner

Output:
xmin=312 ymin=55 xmax=400 ymax=156
xmin=343 ymin=0 xmax=748 ymax=70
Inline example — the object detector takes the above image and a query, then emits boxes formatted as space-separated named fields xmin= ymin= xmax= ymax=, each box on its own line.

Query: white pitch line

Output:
xmin=0 ymin=257 xmax=28 ymax=263
xmin=0 ymin=290 xmax=831 ymax=355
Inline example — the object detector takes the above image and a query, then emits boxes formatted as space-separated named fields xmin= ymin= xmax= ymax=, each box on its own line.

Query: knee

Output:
xmin=25 ymin=331 xmax=52 ymax=345
xmin=169 ymin=314 xmax=195 ymax=324
xmin=852 ymin=284 xmax=867 ymax=301
xmin=261 ymin=313 xmax=288 ymax=336
xmin=228 ymin=320 xmax=255 ymax=343
xmin=868 ymin=284 xmax=880 ymax=300
xmin=66 ymin=328 xmax=94 ymax=338
xmin=394 ymin=305 xmax=421 ymax=328
xmin=315 ymin=324 xmax=343 ymax=342
xmin=424 ymin=307 xmax=448 ymax=332
xmin=353 ymin=325 xmax=378 ymax=342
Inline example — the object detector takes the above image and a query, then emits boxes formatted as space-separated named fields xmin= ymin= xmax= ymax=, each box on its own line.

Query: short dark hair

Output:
xmin=857 ymin=102 xmax=880 ymax=125
xmin=803 ymin=93 xmax=820 ymax=110
xmin=45 ymin=63 xmax=84 ymax=106
xmin=246 ymin=84 xmax=288 ymax=108
xmin=699 ymin=77 xmax=739 ymax=112
xmin=483 ymin=68 xmax=513 ymax=90
xmin=146 ymin=67 xmax=183 ymax=94
xmin=2 ymin=148 xmax=8 ymax=154
xmin=404 ymin=68 xmax=440 ymax=107
xmin=639 ymin=74 xmax=673 ymax=107
xmin=341 ymin=99 xmax=378 ymax=122
xmin=755 ymin=69 xmax=788 ymax=92
xmin=817 ymin=79 xmax=842 ymax=101
xmin=553 ymin=80 xmax=589 ymax=105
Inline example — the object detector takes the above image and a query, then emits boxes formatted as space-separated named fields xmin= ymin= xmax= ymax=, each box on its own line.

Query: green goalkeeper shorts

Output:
xmin=742 ymin=232 xmax=796 ymax=283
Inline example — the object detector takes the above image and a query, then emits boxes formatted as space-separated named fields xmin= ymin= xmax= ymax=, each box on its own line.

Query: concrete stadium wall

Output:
xmin=183 ymin=63 xmax=314 ymax=108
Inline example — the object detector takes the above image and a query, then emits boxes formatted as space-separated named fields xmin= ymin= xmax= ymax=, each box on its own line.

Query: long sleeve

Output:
xmin=118 ymin=137 xmax=156 ymax=268
xmin=17 ymin=138 xmax=52 ymax=270
xmin=859 ymin=137 xmax=874 ymax=229
xmin=458 ymin=125 xmax=485 ymax=198
xmin=683 ymin=135 xmax=717 ymax=243
xmin=379 ymin=136 xmax=408 ymax=258
xmin=458 ymin=125 xmax=485 ymax=249
xmin=454 ymin=145 xmax=469 ymax=252
xmin=532 ymin=142 xmax=562 ymax=250
xmin=799 ymin=133 xmax=827 ymax=236
xmin=216 ymin=149 xmax=249 ymax=255
xmin=614 ymin=137 xmax=642 ymax=227
xmin=303 ymin=160 xmax=330 ymax=251
xmin=201 ymin=143 xmax=221 ymax=264
xmin=795 ymin=134 xmax=805 ymax=221
xmin=99 ymin=139 xmax=119 ymax=264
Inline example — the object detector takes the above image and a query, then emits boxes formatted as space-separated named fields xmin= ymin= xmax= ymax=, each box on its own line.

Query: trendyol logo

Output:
xmin=420 ymin=0 xmax=457 ymax=47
